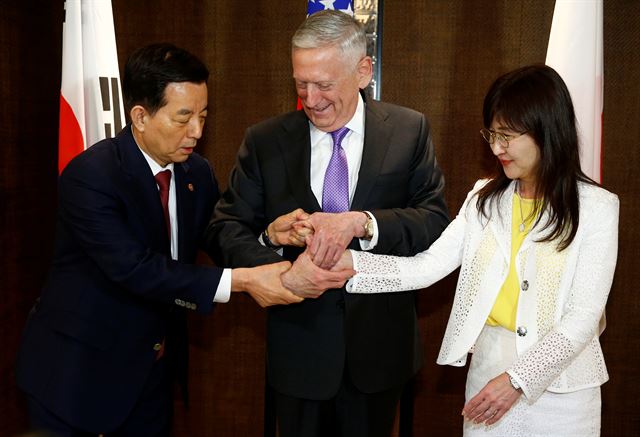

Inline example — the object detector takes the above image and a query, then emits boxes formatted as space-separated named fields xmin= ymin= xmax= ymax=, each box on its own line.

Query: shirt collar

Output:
xmin=131 ymin=129 xmax=175 ymax=176
xmin=309 ymin=93 xmax=365 ymax=140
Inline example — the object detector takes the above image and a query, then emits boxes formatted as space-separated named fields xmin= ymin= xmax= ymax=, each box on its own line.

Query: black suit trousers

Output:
xmin=27 ymin=357 xmax=172 ymax=437
xmin=275 ymin=370 xmax=404 ymax=437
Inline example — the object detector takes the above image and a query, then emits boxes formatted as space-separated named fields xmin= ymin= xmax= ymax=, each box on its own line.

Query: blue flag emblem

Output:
xmin=307 ymin=0 xmax=354 ymax=16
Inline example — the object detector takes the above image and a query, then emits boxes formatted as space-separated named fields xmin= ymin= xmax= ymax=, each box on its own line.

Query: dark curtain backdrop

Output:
xmin=1 ymin=1 xmax=638 ymax=436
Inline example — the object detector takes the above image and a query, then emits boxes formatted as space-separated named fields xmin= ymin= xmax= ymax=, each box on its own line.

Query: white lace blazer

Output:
xmin=348 ymin=179 xmax=619 ymax=402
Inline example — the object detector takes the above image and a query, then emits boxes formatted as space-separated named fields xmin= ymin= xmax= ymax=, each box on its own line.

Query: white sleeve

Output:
xmin=212 ymin=268 xmax=232 ymax=303
xmin=346 ymin=185 xmax=481 ymax=294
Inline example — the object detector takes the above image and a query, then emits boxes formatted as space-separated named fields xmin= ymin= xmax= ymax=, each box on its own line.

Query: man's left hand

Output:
xmin=298 ymin=211 xmax=367 ymax=269
xmin=267 ymin=208 xmax=313 ymax=247
xmin=281 ymin=250 xmax=355 ymax=299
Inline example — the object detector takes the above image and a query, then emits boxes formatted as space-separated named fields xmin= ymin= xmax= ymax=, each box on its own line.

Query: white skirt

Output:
xmin=463 ymin=325 xmax=601 ymax=437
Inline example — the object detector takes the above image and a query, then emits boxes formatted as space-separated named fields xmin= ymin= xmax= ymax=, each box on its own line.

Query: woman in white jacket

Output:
xmin=320 ymin=65 xmax=619 ymax=436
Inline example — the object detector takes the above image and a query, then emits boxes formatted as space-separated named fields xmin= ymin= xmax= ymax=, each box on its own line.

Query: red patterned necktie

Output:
xmin=154 ymin=169 xmax=172 ymax=240
xmin=153 ymin=169 xmax=172 ymax=361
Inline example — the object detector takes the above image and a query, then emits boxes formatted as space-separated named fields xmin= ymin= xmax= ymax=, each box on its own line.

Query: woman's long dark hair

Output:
xmin=476 ymin=64 xmax=595 ymax=251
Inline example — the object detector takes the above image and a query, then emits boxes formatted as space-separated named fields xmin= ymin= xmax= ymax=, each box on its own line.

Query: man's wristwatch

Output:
xmin=508 ymin=374 xmax=521 ymax=391
xmin=261 ymin=228 xmax=280 ymax=249
xmin=362 ymin=211 xmax=374 ymax=240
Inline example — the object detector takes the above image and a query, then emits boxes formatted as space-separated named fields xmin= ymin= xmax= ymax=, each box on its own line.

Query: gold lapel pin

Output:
xmin=187 ymin=183 xmax=194 ymax=192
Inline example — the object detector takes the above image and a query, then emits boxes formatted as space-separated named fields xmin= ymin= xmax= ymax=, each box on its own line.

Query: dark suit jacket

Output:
xmin=16 ymin=125 xmax=223 ymax=433
xmin=206 ymin=99 xmax=449 ymax=400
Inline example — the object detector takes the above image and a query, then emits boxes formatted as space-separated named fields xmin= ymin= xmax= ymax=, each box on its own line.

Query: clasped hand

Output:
xmin=281 ymin=249 xmax=355 ymax=299
xmin=265 ymin=209 xmax=360 ymax=299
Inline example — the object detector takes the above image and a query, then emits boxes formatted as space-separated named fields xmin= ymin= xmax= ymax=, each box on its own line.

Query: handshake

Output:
xmin=232 ymin=208 xmax=361 ymax=307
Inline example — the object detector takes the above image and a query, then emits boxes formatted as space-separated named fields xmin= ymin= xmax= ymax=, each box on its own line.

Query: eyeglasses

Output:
xmin=480 ymin=128 xmax=527 ymax=149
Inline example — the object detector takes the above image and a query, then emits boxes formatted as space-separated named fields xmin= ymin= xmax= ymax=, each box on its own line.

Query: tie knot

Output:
xmin=330 ymin=127 xmax=350 ymax=149
xmin=155 ymin=169 xmax=172 ymax=191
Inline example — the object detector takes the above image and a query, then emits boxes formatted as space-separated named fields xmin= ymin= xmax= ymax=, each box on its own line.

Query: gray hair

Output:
xmin=292 ymin=10 xmax=366 ymax=65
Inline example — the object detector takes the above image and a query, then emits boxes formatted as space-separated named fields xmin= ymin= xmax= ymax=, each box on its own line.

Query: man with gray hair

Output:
xmin=206 ymin=10 xmax=449 ymax=436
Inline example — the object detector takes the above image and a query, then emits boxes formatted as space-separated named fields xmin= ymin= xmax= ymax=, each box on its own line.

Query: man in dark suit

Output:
xmin=206 ymin=10 xmax=449 ymax=437
xmin=16 ymin=43 xmax=301 ymax=437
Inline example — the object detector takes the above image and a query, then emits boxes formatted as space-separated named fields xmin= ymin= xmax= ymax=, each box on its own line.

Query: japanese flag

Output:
xmin=546 ymin=0 xmax=603 ymax=183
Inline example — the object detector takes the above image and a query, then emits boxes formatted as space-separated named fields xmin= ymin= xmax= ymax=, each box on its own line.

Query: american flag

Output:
xmin=307 ymin=0 xmax=354 ymax=16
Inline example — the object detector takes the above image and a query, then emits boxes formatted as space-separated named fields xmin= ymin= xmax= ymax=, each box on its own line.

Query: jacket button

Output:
xmin=153 ymin=343 xmax=162 ymax=351
xmin=516 ymin=326 xmax=528 ymax=337
xmin=521 ymin=280 xmax=529 ymax=291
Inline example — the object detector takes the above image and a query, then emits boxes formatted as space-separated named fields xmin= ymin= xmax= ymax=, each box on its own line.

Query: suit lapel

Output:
xmin=489 ymin=182 xmax=516 ymax=263
xmin=351 ymin=100 xmax=392 ymax=210
xmin=279 ymin=111 xmax=322 ymax=212
xmin=174 ymin=162 xmax=196 ymax=261
xmin=118 ymin=126 xmax=169 ymax=251
xmin=279 ymin=101 xmax=394 ymax=213
xmin=489 ymin=181 xmax=550 ymax=261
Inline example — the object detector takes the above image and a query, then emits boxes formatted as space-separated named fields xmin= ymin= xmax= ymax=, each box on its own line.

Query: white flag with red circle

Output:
xmin=546 ymin=0 xmax=603 ymax=183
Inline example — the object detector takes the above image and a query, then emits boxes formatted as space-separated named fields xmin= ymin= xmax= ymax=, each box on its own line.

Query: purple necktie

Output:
xmin=155 ymin=169 xmax=172 ymax=240
xmin=322 ymin=127 xmax=350 ymax=213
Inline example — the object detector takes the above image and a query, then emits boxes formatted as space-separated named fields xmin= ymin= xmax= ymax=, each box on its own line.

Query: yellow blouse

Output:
xmin=486 ymin=193 xmax=537 ymax=332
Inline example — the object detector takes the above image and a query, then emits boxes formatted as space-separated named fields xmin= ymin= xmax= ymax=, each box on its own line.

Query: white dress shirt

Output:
xmin=308 ymin=94 xmax=379 ymax=249
xmin=138 ymin=147 xmax=231 ymax=303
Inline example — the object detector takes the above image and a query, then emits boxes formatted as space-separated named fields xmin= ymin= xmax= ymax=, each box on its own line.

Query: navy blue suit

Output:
xmin=16 ymin=125 xmax=222 ymax=433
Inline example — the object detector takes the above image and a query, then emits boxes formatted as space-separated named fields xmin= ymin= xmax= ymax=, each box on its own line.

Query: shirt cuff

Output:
xmin=345 ymin=249 xmax=359 ymax=292
xmin=213 ymin=268 xmax=232 ymax=303
xmin=358 ymin=211 xmax=379 ymax=250
xmin=506 ymin=370 xmax=527 ymax=398
xmin=258 ymin=232 xmax=284 ymax=256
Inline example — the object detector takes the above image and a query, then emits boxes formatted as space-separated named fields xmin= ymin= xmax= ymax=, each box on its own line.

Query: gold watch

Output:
xmin=362 ymin=211 xmax=374 ymax=240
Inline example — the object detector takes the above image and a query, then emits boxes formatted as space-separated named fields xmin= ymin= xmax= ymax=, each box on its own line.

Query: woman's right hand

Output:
xmin=462 ymin=372 xmax=522 ymax=426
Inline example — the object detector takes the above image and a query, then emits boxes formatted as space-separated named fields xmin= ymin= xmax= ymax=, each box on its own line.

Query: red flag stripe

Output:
xmin=58 ymin=94 xmax=85 ymax=174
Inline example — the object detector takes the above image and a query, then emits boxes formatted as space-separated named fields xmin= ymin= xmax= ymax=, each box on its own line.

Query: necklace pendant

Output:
xmin=519 ymin=223 xmax=525 ymax=232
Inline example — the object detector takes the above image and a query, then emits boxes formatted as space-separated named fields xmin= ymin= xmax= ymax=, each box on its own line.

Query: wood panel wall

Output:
xmin=2 ymin=1 xmax=638 ymax=435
